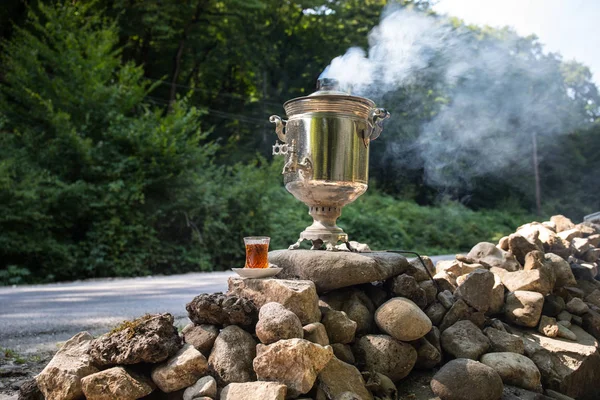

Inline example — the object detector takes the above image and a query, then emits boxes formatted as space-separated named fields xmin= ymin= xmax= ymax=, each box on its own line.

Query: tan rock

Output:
xmin=256 ymin=302 xmax=303 ymax=345
xmin=492 ymin=267 xmax=553 ymax=295
xmin=375 ymin=297 xmax=432 ymax=341
xmin=253 ymin=339 xmax=333 ymax=397
xmin=517 ymin=223 xmax=572 ymax=259
xmin=228 ymin=277 xmax=320 ymax=324
xmin=505 ymin=291 xmax=544 ymax=328
xmin=183 ymin=376 xmax=217 ymax=400
xmin=455 ymin=269 xmax=495 ymax=312
xmin=208 ymin=325 xmax=256 ymax=386
xmin=322 ymin=309 xmax=357 ymax=344
xmin=36 ymin=332 xmax=99 ymax=400
xmin=81 ymin=367 xmax=154 ymax=400
xmin=488 ymin=273 xmax=505 ymax=315
xmin=303 ymin=322 xmax=330 ymax=346
xmin=269 ymin=250 xmax=409 ymax=293
xmin=220 ymin=382 xmax=287 ymax=400
xmin=550 ymin=215 xmax=576 ymax=233
xmin=557 ymin=228 xmax=583 ymax=242
xmin=480 ymin=352 xmax=541 ymax=391
xmin=508 ymin=233 xmax=543 ymax=266
xmin=318 ymin=357 xmax=373 ymax=400
xmin=151 ymin=344 xmax=208 ymax=393
xmin=538 ymin=316 xmax=559 ymax=338
xmin=182 ymin=324 xmax=218 ymax=357
xmin=545 ymin=253 xmax=577 ymax=289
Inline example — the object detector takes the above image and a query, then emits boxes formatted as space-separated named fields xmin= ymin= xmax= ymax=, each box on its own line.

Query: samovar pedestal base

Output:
xmin=288 ymin=205 xmax=353 ymax=251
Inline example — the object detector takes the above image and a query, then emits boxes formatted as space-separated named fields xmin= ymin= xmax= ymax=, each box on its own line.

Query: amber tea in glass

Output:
xmin=244 ymin=236 xmax=270 ymax=268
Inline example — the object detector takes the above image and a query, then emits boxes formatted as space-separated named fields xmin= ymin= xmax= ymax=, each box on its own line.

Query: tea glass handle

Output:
xmin=269 ymin=115 xmax=287 ymax=143
xmin=367 ymin=108 xmax=390 ymax=141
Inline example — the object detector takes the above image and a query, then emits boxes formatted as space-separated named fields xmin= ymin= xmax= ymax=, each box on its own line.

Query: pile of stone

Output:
xmin=22 ymin=214 xmax=600 ymax=400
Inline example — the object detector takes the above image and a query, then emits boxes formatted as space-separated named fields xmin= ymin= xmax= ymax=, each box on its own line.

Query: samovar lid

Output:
xmin=283 ymin=78 xmax=375 ymax=118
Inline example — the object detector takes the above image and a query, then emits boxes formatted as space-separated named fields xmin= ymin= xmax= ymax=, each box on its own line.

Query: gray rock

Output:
xmin=186 ymin=293 xmax=258 ymax=329
xmin=183 ymin=376 xmax=217 ymax=400
xmin=556 ymin=324 xmax=577 ymax=341
xmin=437 ymin=290 xmax=455 ymax=309
xmin=514 ymin=325 xmax=600 ymax=399
xmin=480 ymin=352 xmax=542 ymax=391
xmin=484 ymin=327 xmax=525 ymax=354
xmin=182 ymin=324 xmax=219 ymax=357
xmin=322 ymin=309 xmax=357 ymax=344
xmin=406 ymin=256 xmax=436 ymax=282
xmin=565 ymin=298 xmax=589 ymax=315
xmin=320 ymin=288 xmax=375 ymax=334
xmin=558 ymin=320 xmax=571 ymax=328
xmin=227 ymin=278 xmax=320 ymax=325
xmin=220 ymin=382 xmax=287 ymax=400
xmin=253 ymin=338 xmax=333 ymax=397
xmin=18 ymin=378 xmax=43 ymax=400
xmin=269 ymin=250 xmax=409 ymax=293
xmin=81 ymin=367 xmax=154 ymax=400
xmin=151 ymin=344 xmax=208 ymax=393
xmin=557 ymin=310 xmax=572 ymax=323
xmin=441 ymin=320 xmax=490 ymax=360
xmin=419 ymin=279 xmax=438 ymax=306
xmin=582 ymin=309 xmax=600 ymax=340
xmin=425 ymin=302 xmax=447 ymax=326
xmin=538 ymin=315 xmax=559 ymax=338
xmin=353 ymin=334 xmax=417 ymax=382
xmin=208 ymin=325 xmax=256 ymax=386
xmin=426 ymin=326 xmax=442 ymax=354
xmin=374 ymin=297 xmax=432 ymax=341
xmin=303 ymin=322 xmax=330 ymax=346
xmin=414 ymin=337 xmax=442 ymax=369
xmin=467 ymin=242 xmax=520 ymax=271
xmin=545 ymin=253 xmax=577 ymax=289
xmin=505 ymin=291 xmax=544 ymax=328
xmin=542 ymin=295 xmax=566 ymax=317
xmin=318 ymin=357 xmax=373 ymax=400
xmin=256 ymin=302 xmax=303 ymax=345
xmin=430 ymin=359 xmax=503 ymax=400
xmin=36 ymin=332 xmax=99 ymax=400
xmin=455 ymin=269 xmax=495 ymax=312
xmin=89 ymin=314 xmax=182 ymax=366
xmin=362 ymin=371 xmax=397 ymax=400
xmin=331 ymin=343 xmax=355 ymax=365
xmin=545 ymin=389 xmax=576 ymax=400
xmin=439 ymin=298 xmax=485 ymax=332
xmin=389 ymin=274 xmax=427 ymax=308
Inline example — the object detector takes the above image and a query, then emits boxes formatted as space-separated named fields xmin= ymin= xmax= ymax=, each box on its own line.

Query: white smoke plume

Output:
xmin=320 ymin=6 xmax=588 ymax=189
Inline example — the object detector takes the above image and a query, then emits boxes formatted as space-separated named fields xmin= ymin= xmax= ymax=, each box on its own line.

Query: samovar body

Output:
xmin=271 ymin=79 xmax=389 ymax=250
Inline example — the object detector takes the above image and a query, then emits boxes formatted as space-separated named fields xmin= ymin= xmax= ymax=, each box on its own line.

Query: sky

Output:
xmin=432 ymin=0 xmax=600 ymax=85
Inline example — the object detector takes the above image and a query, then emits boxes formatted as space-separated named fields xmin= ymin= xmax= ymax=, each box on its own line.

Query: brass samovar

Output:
xmin=270 ymin=78 xmax=390 ymax=250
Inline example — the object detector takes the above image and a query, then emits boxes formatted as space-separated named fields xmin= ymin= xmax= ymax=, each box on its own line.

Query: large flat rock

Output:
xmin=268 ymin=250 xmax=409 ymax=293
xmin=512 ymin=325 xmax=600 ymax=399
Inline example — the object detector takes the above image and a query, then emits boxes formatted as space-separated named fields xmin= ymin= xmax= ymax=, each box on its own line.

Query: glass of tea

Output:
xmin=244 ymin=236 xmax=270 ymax=269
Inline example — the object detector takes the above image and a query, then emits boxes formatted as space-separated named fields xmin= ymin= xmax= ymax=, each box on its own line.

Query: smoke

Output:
xmin=320 ymin=6 xmax=585 ymax=190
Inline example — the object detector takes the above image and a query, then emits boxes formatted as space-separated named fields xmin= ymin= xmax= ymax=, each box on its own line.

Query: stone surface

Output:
xmin=430 ymin=359 xmax=504 ymax=400
xmin=455 ymin=269 xmax=495 ymax=312
xmin=374 ymin=297 xmax=432 ymax=341
xmin=439 ymin=298 xmax=485 ymax=332
xmin=556 ymin=324 xmax=577 ymax=340
xmin=18 ymin=379 xmax=43 ymax=400
xmin=253 ymin=338 xmax=333 ymax=397
xmin=182 ymin=324 xmax=219 ymax=357
xmin=182 ymin=376 xmax=217 ymax=400
xmin=318 ymin=357 xmax=373 ymax=400
xmin=36 ymin=332 xmax=99 ymax=400
xmin=269 ymin=250 xmax=409 ymax=293
xmin=433 ymin=270 xmax=458 ymax=293
xmin=437 ymin=290 xmax=455 ymax=309
xmin=488 ymin=273 xmax=506 ymax=315
xmin=467 ymin=242 xmax=520 ymax=271
xmin=81 ymin=367 xmax=154 ymax=400
xmin=419 ymin=279 xmax=438 ymax=306
xmin=542 ymin=294 xmax=566 ymax=317
xmin=538 ymin=316 xmax=559 ymax=338
xmin=331 ymin=343 xmax=355 ymax=365
xmin=151 ymin=344 xmax=208 ymax=393
xmin=425 ymin=302 xmax=447 ymax=326
xmin=505 ymin=291 xmax=544 ymax=328
xmin=388 ymin=274 xmax=427 ymax=308
xmin=441 ymin=320 xmax=490 ymax=360
xmin=321 ymin=309 xmax=357 ymax=344
xmin=89 ymin=313 xmax=182 ymax=366
xmin=484 ymin=327 xmax=525 ymax=354
xmin=353 ymin=334 xmax=417 ymax=382
xmin=581 ymin=309 xmax=600 ymax=340
xmin=480 ymin=352 xmax=542 ymax=391
xmin=220 ymin=382 xmax=287 ymax=400
xmin=492 ymin=267 xmax=553 ymax=296
xmin=551 ymin=215 xmax=575 ymax=233
xmin=515 ymin=325 xmax=600 ymax=399
xmin=303 ymin=322 xmax=330 ymax=346
xmin=362 ymin=371 xmax=397 ymax=400
xmin=186 ymin=293 xmax=258 ymax=329
xmin=406 ymin=255 xmax=436 ymax=282
xmin=557 ymin=310 xmax=572 ymax=323
xmin=414 ymin=337 xmax=442 ymax=369
xmin=208 ymin=325 xmax=256 ymax=386
xmin=545 ymin=254 xmax=577 ymax=289
xmin=517 ymin=222 xmax=573 ymax=258
xmin=227 ymin=278 xmax=320 ymax=324
xmin=256 ymin=302 xmax=303 ymax=345
xmin=508 ymin=234 xmax=543 ymax=266
xmin=320 ymin=288 xmax=375 ymax=335
xmin=565 ymin=298 xmax=589 ymax=315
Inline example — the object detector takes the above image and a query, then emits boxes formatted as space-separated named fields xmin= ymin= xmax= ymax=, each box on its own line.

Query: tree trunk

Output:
xmin=532 ymin=132 xmax=542 ymax=215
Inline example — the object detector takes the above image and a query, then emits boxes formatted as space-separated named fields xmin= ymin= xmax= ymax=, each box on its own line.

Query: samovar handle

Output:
xmin=269 ymin=115 xmax=287 ymax=143
xmin=367 ymin=108 xmax=390 ymax=141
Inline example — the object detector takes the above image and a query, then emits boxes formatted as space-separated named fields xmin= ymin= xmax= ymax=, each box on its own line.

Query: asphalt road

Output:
xmin=0 ymin=254 xmax=452 ymax=353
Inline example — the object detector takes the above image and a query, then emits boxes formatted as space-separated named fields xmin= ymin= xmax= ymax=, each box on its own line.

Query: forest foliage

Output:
xmin=0 ymin=1 xmax=598 ymax=284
